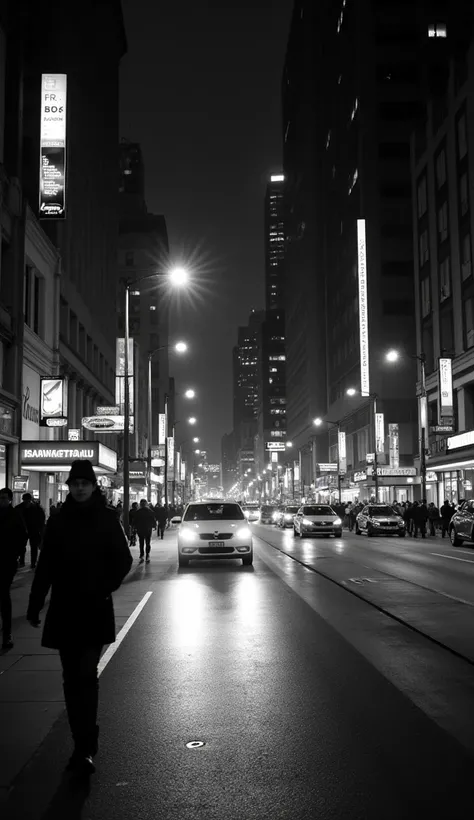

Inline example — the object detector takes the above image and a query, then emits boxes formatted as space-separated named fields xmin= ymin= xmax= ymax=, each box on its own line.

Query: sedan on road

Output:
xmin=293 ymin=505 xmax=343 ymax=537
xmin=260 ymin=505 xmax=277 ymax=524
xmin=278 ymin=505 xmax=300 ymax=528
xmin=177 ymin=501 xmax=253 ymax=567
xmin=355 ymin=504 xmax=406 ymax=537
xmin=449 ymin=500 xmax=474 ymax=546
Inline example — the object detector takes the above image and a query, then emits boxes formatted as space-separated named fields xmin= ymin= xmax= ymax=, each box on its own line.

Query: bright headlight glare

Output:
xmin=284 ymin=514 xmax=292 ymax=520
xmin=302 ymin=518 xmax=312 ymax=526
xmin=333 ymin=518 xmax=342 ymax=526
xmin=236 ymin=527 xmax=251 ymax=539
xmin=181 ymin=528 xmax=197 ymax=542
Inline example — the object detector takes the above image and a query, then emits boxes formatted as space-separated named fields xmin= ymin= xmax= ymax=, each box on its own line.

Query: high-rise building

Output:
xmin=232 ymin=309 xmax=265 ymax=490
xmin=265 ymin=175 xmax=286 ymax=310
xmin=282 ymin=0 xmax=468 ymax=503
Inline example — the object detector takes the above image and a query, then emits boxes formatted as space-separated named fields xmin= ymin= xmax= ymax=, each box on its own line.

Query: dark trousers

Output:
xmin=138 ymin=530 xmax=152 ymax=557
xmin=157 ymin=524 xmax=166 ymax=539
xmin=428 ymin=519 xmax=437 ymax=536
xmin=413 ymin=521 xmax=426 ymax=538
xmin=59 ymin=645 xmax=103 ymax=755
xmin=441 ymin=521 xmax=450 ymax=538
xmin=0 ymin=568 xmax=16 ymax=638
xmin=29 ymin=536 xmax=42 ymax=567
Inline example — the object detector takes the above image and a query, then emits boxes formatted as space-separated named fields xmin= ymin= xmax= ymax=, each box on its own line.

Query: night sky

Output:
xmin=120 ymin=0 xmax=293 ymax=461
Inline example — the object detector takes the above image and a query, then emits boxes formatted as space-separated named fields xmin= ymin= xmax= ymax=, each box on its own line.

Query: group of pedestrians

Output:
xmin=339 ymin=499 xmax=457 ymax=538
xmin=128 ymin=501 xmax=181 ymax=562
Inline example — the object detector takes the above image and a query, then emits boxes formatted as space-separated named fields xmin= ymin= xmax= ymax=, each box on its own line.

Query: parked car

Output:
xmin=449 ymin=500 xmax=474 ymax=546
xmin=279 ymin=505 xmax=300 ymax=528
xmin=355 ymin=504 xmax=405 ymax=537
xmin=293 ymin=505 xmax=343 ymax=538
xmin=260 ymin=505 xmax=277 ymax=524
xmin=177 ymin=501 xmax=253 ymax=567
xmin=242 ymin=504 xmax=260 ymax=522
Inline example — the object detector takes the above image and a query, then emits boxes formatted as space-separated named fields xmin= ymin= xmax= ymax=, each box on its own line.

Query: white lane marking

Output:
xmin=98 ymin=591 xmax=153 ymax=676
xmin=431 ymin=553 xmax=474 ymax=565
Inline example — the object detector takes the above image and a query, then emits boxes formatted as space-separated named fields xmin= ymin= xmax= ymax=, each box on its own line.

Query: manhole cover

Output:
xmin=186 ymin=740 xmax=205 ymax=749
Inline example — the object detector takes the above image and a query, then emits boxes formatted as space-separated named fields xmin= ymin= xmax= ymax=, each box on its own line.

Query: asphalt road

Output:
xmin=5 ymin=529 xmax=474 ymax=820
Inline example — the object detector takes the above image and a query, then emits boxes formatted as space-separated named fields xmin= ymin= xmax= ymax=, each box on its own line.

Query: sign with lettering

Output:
xmin=438 ymin=358 xmax=453 ymax=426
xmin=13 ymin=475 xmax=29 ymax=492
xmin=357 ymin=218 xmax=370 ymax=396
xmin=21 ymin=441 xmax=117 ymax=472
xmin=318 ymin=463 xmax=337 ymax=473
xmin=366 ymin=466 xmax=417 ymax=477
xmin=158 ymin=414 xmax=167 ymax=445
xmin=68 ymin=429 xmax=80 ymax=441
xmin=354 ymin=471 xmax=367 ymax=482
xmin=447 ymin=429 xmax=474 ymax=451
xmin=22 ymin=365 xmax=40 ymax=438
xmin=375 ymin=413 xmax=385 ymax=454
xmin=82 ymin=415 xmax=134 ymax=433
xmin=96 ymin=406 xmax=120 ymax=416
xmin=265 ymin=442 xmax=285 ymax=451
xmin=40 ymin=377 xmax=67 ymax=426
xmin=389 ymin=423 xmax=399 ymax=468
xmin=39 ymin=74 xmax=67 ymax=219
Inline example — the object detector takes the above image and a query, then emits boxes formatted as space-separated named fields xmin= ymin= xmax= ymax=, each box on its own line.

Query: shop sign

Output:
xmin=150 ymin=472 xmax=163 ymax=484
xmin=98 ymin=444 xmax=117 ymax=472
xmin=271 ymin=451 xmax=278 ymax=463
xmin=68 ymin=429 xmax=80 ymax=441
xmin=366 ymin=453 xmax=374 ymax=464
xmin=21 ymin=441 xmax=117 ymax=472
xmin=151 ymin=446 xmax=165 ymax=459
xmin=96 ymin=406 xmax=120 ymax=416
xmin=158 ymin=414 xmax=167 ymax=445
xmin=180 ymin=461 xmax=186 ymax=481
xmin=447 ymin=429 xmax=474 ymax=451
xmin=426 ymin=471 xmax=437 ymax=483
xmin=129 ymin=460 xmax=147 ymax=481
xmin=429 ymin=436 xmax=448 ymax=457
xmin=22 ymin=365 xmax=41 ymax=438
xmin=430 ymin=425 xmax=453 ymax=433
xmin=266 ymin=441 xmax=285 ymax=451
xmin=354 ymin=471 xmax=367 ymax=482
xmin=39 ymin=74 xmax=67 ymax=219
xmin=375 ymin=413 xmax=385 ymax=454
xmin=82 ymin=415 xmax=134 ymax=433
xmin=13 ymin=475 xmax=29 ymax=492
xmin=40 ymin=377 xmax=67 ymax=426
xmin=151 ymin=457 xmax=165 ymax=468
xmin=367 ymin=466 xmax=417 ymax=477
xmin=438 ymin=358 xmax=453 ymax=426
xmin=46 ymin=418 xmax=67 ymax=427
xmin=389 ymin=423 xmax=400 ymax=468
xmin=338 ymin=431 xmax=347 ymax=473
xmin=357 ymin=218 xmax=370 ymax=396
xmin=318 ymin=463 xmax=337 ymax=472
xmin=167 ymin=437 xmax=175 ymax=469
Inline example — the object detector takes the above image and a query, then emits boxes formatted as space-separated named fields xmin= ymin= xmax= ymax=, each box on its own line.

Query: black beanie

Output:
xmin=66 ymin=459 xmax=97 ymax=485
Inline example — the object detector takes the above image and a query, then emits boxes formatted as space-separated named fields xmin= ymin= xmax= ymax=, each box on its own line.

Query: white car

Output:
xmin=293 ymin=504 xmax=343 ymax=538
xmin=177 ymin=501 xmax=253 ymax=567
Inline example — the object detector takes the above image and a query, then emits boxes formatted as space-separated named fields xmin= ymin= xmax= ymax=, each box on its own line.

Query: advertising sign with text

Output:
xmin=158 ymin=414 xmax=167 ymax=445
xmin=389 ymin=423 xmax=399 ymax=468
xmin=375 ymin=413 xmax=385 ymax=454
xmin=438 ymin=358 xmax=453 ymax=426
xmin=39 ymin=74 xmax=67 ymax=219
xmin=338 ymin=431 xmax=347 ymax=474
xmin=357 ymin=219 xmax=370 ymax=396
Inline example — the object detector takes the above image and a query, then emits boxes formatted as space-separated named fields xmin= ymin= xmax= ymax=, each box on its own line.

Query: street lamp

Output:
xmin=386 ymin=348 xmax=427 ymax=499
xmin=193 ymin=437 xmax=200 ymax=443
xmin=346 ymin=387 xmax=380 ymax=502
xmin=123 ymin=268 xmax=188 ymax=536
xmin=184 ymin=388 xmax=196 ymax=399
xmin=188 ymin=417 xmax=197 ymax=425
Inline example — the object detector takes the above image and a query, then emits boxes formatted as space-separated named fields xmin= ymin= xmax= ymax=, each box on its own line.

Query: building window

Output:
xmin=439 ymin=257 xmax=451 ymax=301
xmin=435 ymin=149 xmax=447 ymax=188
xmin=350 ymin=98 xmax=359 ymax=122
xmin=457 ymin=113 xmax=468 ymax=159
xmin=417 ymin=175 xmax=427 ymax=217
xmin=440 ymin=307 xmax=454 ymax=352
xmin=462 ymin=234 xmax=472 ymax=280
xmin=125 ymin=251 xmax=134 ymax=267
xmin=428 ymin=23 xmax=447 ymax=38
xmin=460 ymin=172 xmax=469 ymax=216
xmin=464 ymin=296 xmax=474 ymax=348
xmin=437 ymin=201 xmax=448 ymax=242
xmin=419 ymin=230 xmax=429 ymax=266
xmin=421 ymin=277 xmax=431 ymax=317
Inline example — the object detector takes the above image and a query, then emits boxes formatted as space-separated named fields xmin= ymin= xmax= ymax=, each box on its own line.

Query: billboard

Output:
xmin=40 ymin=377 xmax=67 ymax=426
xmin=167 ymin=437 xmax=175 ymax=470
xmin=338 ymin=431 xmax=347 ymax=474
xmin=158 ymin=413 xmax=167 ymax=445
xmin=388 ymin=423 xmax=399 ymax=468
xmin=357 ymin=218 xmax=370 ymax=396
xmin=82 ymin=415 xmax=134 ymax=433
xmin=375 ymin=413 xmax=385 ymax=454
xmin=438 ymin=358 xmax=453 ymax=426
xmin=39 ymin=74 xmax=67 ymax=219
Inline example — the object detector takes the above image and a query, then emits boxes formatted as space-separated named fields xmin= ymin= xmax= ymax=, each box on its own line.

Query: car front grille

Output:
xmin=198 ymin=546 xmax=235 ymax=555
xmin=199 ymin=533 xmax=233 ymax=540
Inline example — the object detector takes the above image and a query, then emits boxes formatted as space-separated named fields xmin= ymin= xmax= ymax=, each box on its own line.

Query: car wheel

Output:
xmin=178 ymin=555 xmax=189 ymax=568
xmin=355 ymin=524 xmax=361 ymax=535
xmin=334 ymin=530 xmax=342 ymax=538
xmin=242 ymin=552 xmax=253 ymax=566
xmin=450 ymin=527 xmax=463 ymax=547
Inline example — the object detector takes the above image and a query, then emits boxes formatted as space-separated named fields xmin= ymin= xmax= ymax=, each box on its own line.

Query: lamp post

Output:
xmin=123 ymin=266 xmax=189 ymax=537
xmin=386 ymin=349 xmax=427 ymax=500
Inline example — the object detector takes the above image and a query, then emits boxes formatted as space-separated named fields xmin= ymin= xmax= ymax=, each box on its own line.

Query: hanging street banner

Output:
xmin=115 ymin=338 xmax=134 ymax=415
xmin=389 ymin=423 xmax=400 ymax=468
xmin=338 ymin=431 xmax=347 ymax=474
xmin=375 ymin=413 xmax=385 ymax=454
xmin=40 ymin=377 xmax=68 ymax=426
xmin=357 ymin=218 xmax=370 ymax=396
xmin=438 ymin=358 xmax=453 ymax=426
xmin=158 ymin=413 xmax=167 ymax=445
xmin=39 ymin=74 xmax=67 ymax=219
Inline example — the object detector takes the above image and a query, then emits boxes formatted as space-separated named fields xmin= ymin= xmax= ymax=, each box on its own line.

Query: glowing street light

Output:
xmin=386 ymin=349 xmax=399 ymax=363
xmin=193 ymin=437 xmax=200 ymax=443
xmin=194 ymin=449 xmax=201 ymax=454
xmin=286 ymin=441 xmax=293 ymax=448
xmin=169 ymin=266 xmax=189 ymax=287
xmin=313 ymin=417 xmax=323 ymax=426
xmin=175 ymin=341 xmax=188 ymax=353
xmin=184 ymin=388 xmax=196 ymax=399
xmin=188 ymin=417 xmax=197 ymax=425
xmin=346 ymin=387 xmax=357 ymax=396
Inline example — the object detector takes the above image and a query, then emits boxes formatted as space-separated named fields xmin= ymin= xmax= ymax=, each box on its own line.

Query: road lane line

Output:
xmin=431 ymin=553 xmax=474 ymax=565
xmin=98 ymin=591 xmax=153 ymax=676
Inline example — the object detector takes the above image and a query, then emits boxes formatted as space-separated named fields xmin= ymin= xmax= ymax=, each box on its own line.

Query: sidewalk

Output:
xmin=0 ymin=533 xmax=166 ymax=806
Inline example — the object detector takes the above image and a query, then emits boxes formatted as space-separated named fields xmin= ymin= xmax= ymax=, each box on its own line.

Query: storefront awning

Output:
xmin=21 ymin=441 xmax=117 ymax=474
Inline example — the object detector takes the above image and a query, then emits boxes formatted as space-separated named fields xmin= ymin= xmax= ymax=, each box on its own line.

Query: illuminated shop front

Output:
xmin=350 ymin=466 xmax=417 ymax=503
xmin=428 ymin=429 xmax=474 ymax=505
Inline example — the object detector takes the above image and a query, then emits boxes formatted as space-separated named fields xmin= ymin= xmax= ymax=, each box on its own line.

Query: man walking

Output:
xmin=135 ymin=498 xmax=156 ymax=563
xmin=413 ymin=500 xmax=429 ymax=539
xmin=0 ymin=488 xmax=28 ymax=649
xmin=16 ymin=493 xmax=46 ymax=569
xmin=27 ymin=459 xmax=132 ymax=775
xmin=427 ymin=502 xmax=439 ymax=537
xmin=155 ymin=504 xmax=168 ymax=540
xmin=440 ymin=499 xmax=453 ymax=538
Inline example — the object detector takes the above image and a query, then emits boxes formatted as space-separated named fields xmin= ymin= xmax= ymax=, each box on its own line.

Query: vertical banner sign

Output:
xmin=158 ymin=414 xmax=166 ymax=445
xmin=357 ymin=219 xmax=370 ymax=396
xmin=176 ymin=451 xmax=181 ymax=484
xmin=39 ymin=74 xmax=67 ymax=219
xmin=338 ymin=431 xmax=347 ymax=474
xmin=375 ymin=413 xmax=385 ymax=454
xmin=389 ymin=423 xmax=399 ymax=468
xmin=115 ymin=338 xmax=134 ymax=416
xmin=438 ymin=358 xmax=453 ymax=425
xmin=180 ymin=460 xmax=186 ymax=481
xmin=167 ymin=437 xmax=175 ymax=472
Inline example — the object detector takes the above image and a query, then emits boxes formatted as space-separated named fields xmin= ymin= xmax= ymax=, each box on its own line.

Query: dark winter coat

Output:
xmin=0 ymin=505 xmax=28 ymax=574
xmin=134 ymin=506 xmax=156 ymax=535
xmin=26 ymin=489 xmax=133 ymax=649
xmin=440 ymin=502 xmax=453 ymax=523
xmin=412 ymin=504 xmax=429 ymax=524
xmin=155 ymin=506 xmax=168 ymax=526
xmin=17 ymin=501 xmax=46 ymax=539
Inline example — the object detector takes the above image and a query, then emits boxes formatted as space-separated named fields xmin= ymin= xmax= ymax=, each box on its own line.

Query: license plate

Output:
xmin=209 ymin=541 xmax=225 ymax=547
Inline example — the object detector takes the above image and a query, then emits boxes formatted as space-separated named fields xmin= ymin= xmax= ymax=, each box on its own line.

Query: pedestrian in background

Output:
xmin=440 ymin=499 xmax=453 ymax=538
xmin=403 ymin=502 xmax=413 ymax=535
xmin=413 ymin=500 xmax=429 ymax=539
xmin=0 ymin=488 xmax=27 ymax=649
xmin=26 ymin=460 xmax=132 ymax=775
xmin=428 ymin=502 xmax=439 ymax=537
xmin=16 ymin=492 xmax=46 ymax=569
xmin=135 ymin=498 xmax=156 ymax=563
xmin=154 ymin=504 xmax=168 ymax=540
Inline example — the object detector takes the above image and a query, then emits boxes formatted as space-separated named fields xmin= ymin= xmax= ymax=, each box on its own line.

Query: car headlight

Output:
xmin=333 ymin=518 xmax=342 ymax=526
xmin=236 ymin=527 xmax=251 ymax=539
xmin=397 ymin=517 xmax=404 ymax=525
xmin=284 ymin=514 xmax=292 ymax=520
xmin=244 ymin=511 xmax=250 ymax=519
xmin=371 ymin=519 xmax=381 ymax=526
xmin=180 ymin=528 xmax=197 ymax=542
xmin=272 ymin=512 xmax=279 ymax=520
xmin=302 ymin=518 xmax=313 ymax=526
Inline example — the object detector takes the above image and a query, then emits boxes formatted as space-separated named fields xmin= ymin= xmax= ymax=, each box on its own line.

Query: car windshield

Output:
xmin=184 ymin=503 xmax=245 ymax=521
xmin=303 ymin=506 xmax=334 ymax=515
xmin=368 ymin=506 xmax=396 ymax=516
xmin=285 ymin=507 xmax=299 ymax=513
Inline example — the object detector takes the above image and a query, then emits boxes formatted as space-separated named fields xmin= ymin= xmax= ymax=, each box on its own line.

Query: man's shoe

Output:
xmin=139 ymin=556 xmax=144 ymax=563
xmin=2 ymin=636 xmax=13 ymax=650
xmin=146 ymin=557 xmax=150 ymax=563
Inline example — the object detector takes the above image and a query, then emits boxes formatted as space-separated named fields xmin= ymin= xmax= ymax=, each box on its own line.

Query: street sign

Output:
xmin=430 ymin=425 xmax=454 ymax=433
xmin=82 ymin=415 xmax=134 ymax=432
xmin=46 ymin=417 xmax=67 ymax=427
xmin=96 ymin=406 xmax=120 ymax=416
xmin=68 ymin=429 xmax=80 ymax=441
xmin=266 ymin=442 xmax=285 ymax=451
